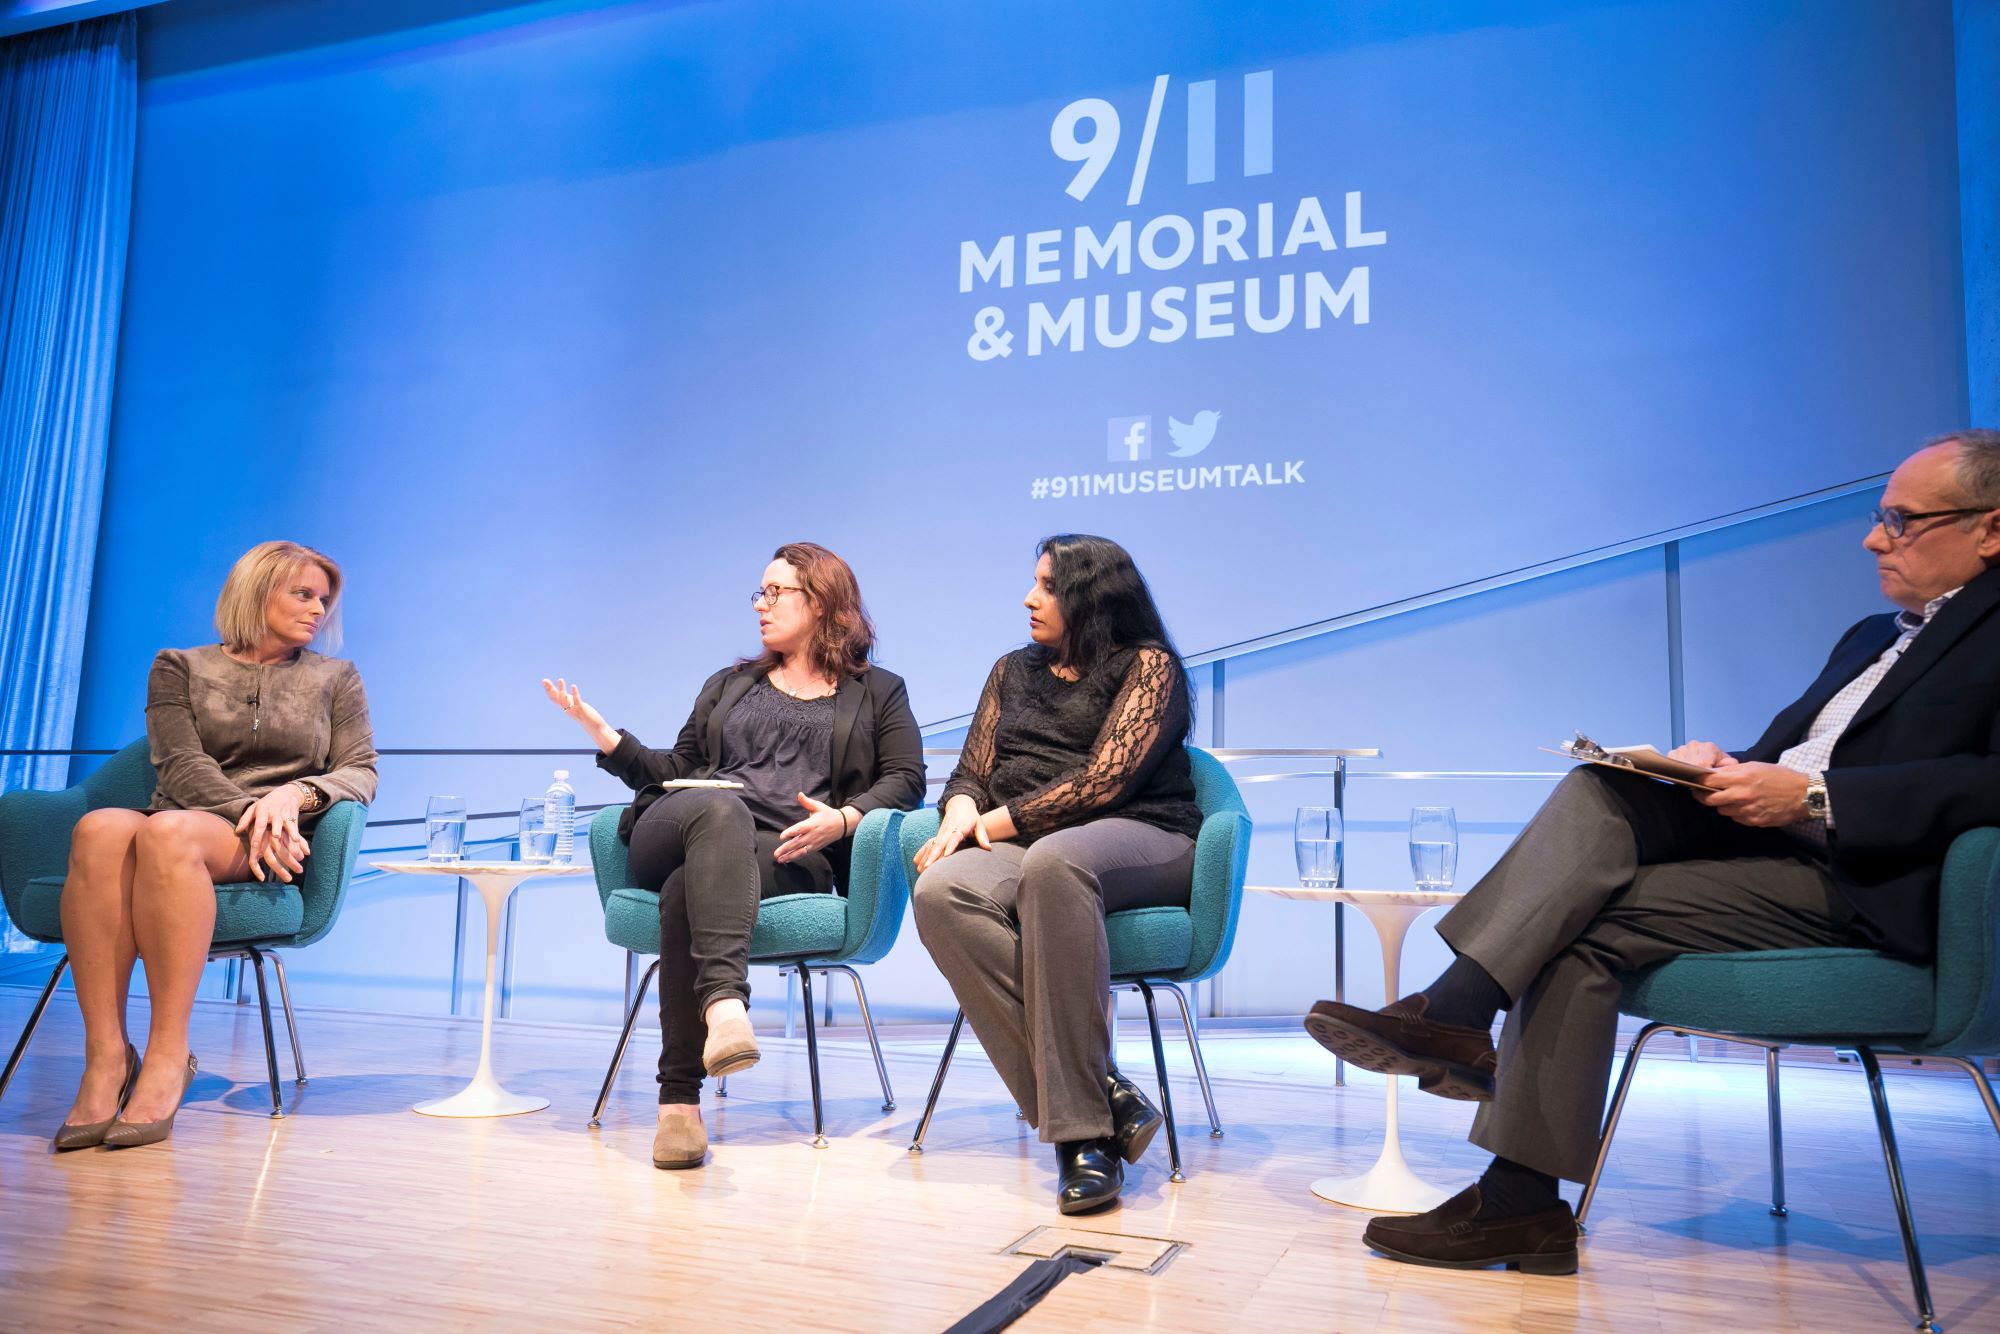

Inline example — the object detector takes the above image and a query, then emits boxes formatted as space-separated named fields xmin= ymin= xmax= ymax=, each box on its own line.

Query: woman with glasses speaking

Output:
xmin=542 ymin=543 xmax=923 ymax=1170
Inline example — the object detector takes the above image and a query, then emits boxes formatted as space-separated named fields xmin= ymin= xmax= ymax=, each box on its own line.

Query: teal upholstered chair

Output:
xmin=584 ymin=803 xmax=909 ymax=1146
xmin=1580 ymin=827 xmax=2000 ymax=1333
xmin=0 ymin=740 xmax=369 ymax=1117
xmin=904 ymin=746 xmax=1253 ymax=1182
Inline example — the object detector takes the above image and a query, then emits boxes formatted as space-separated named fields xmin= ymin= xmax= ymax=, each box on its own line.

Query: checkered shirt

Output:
xmin=1778 ymin=587 xmax=1960 ymax=843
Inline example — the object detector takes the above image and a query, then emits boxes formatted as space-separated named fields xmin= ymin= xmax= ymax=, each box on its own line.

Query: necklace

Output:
xmin=769 ymin=664 xmax=835 ymax=700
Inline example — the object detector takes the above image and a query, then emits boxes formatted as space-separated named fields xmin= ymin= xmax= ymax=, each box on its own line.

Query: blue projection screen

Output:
xmin=89 ymin=0 xmax=1965 ymax=741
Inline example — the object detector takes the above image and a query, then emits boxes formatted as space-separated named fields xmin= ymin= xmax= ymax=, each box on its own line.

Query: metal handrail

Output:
xmin=0 ymin=747 xmax=601 ymax=758
xmin=1 ymin=743 xmax=1564 ymax=1035
xmin=1238 ymin=770 xmax=1564 ymax=783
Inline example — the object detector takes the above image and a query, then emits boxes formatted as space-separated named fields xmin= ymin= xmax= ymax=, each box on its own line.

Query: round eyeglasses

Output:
xmin=751 ymin=584 xmax=806 ymax=608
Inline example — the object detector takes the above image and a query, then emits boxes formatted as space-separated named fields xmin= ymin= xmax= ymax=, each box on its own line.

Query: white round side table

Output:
xmin=372 ymin=859 xmax=593 ymax=1117
xmin=1254 ymin=884 xmax=1463 ymax=1213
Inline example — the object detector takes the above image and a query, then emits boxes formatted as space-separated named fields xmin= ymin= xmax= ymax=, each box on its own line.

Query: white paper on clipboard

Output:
xmin=1541 ymin=733 xmax=1718 ymax=791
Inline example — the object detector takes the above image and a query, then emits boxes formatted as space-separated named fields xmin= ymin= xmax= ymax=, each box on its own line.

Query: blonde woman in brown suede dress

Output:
xmin=54 ymin=541 xmax=377 ymax=1150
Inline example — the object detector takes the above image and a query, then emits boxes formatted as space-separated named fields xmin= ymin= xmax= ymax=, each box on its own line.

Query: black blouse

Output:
xmin=711 ymin=681 xmax=837 ymax=833
xmin=939 ymin=645 xmax=1201 ymax=843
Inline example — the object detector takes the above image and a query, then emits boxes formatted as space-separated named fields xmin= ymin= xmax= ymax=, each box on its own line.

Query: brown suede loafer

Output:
xmin=701 ymin=1012 xmax=760 ymax=1078
xmin=1363 ymin=1185 xmax=1578 ymax=1275
xmin=653 ymin=1115 xmax=709 ymax=1170
xmin=1303 ymin=995 xmax=1497 ymax=1101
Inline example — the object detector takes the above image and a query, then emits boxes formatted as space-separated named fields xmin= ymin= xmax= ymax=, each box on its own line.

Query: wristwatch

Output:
xmin=1803 ymin=773 xmax=1830 ymax=820
xmin=293 ymin=780 xmax=325 ymax=814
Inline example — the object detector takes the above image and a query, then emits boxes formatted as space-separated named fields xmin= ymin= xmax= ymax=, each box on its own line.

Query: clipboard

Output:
xmin=1542 ymin=732 xmax=1718 ymax=791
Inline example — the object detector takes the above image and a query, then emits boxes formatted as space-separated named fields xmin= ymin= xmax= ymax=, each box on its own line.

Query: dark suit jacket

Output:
xmin=596 ymin=663 xmax=926 ymax=886
xmin=1737 ymin=565 xmax=2000 ymax=960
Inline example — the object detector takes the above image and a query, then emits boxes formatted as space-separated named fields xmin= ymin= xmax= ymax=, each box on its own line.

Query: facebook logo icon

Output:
xmin=1106 ymin=416 xmax=1152 ymax=462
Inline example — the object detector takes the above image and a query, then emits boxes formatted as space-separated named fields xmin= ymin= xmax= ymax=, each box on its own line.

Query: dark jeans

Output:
xmin=627 ymin=787 xmax=832 ymax=1104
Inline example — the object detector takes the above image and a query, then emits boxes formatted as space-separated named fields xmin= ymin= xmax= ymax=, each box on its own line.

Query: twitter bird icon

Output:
xmin=1167 ymin=411 xmax=1220 ymax=457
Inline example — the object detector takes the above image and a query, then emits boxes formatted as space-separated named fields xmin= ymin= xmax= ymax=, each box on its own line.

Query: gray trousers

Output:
xmin=1437 ymin=767 xmax=1857 ymax=1182
xmin=912 ymin=818 xmax=1196 ymax=1143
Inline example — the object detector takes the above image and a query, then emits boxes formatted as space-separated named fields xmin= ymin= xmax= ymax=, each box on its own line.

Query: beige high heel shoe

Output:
xmin=52 ymin=1043 xmax=140 ymax=1152
xmin=102 ymin=1052 xmax=198 ymax=1149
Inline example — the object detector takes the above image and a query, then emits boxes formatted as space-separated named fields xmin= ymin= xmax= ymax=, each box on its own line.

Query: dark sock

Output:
xmin=1416 ymin=954 xmax=1509 ymax=1030
xmin=1475 ymin=1156 xmax=1563 ymax=1218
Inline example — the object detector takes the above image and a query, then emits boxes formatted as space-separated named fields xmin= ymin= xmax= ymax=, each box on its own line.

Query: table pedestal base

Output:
xmin=411 ymin=868 xmax=550 ymax=1119
xmin=1312 ymin=1121 xmax=1453 ymax=1213
xmin=1312 ymin=894 xmax=1461 ymax=1214
xmin=415 ymin=1078 xmax=550 ymax=1119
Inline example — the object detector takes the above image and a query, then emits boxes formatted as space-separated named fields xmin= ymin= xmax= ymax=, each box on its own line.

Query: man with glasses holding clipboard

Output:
xmin=1304 ymin=430 xmax=2000 ymax=1276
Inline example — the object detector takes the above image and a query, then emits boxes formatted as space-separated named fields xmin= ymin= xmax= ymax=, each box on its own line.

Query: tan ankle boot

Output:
xmin=702 ymin=1010 xmax=760 ymax=1077
xmin=653 ymin=1115 xmax=709 ymax=1170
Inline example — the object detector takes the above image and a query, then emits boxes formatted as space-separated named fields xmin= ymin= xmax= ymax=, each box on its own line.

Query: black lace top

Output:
xmin=939 ymin=645 xmax=1201 ymax=842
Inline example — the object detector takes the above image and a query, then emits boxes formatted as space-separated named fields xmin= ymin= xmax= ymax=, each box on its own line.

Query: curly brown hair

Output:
xmin=741 ymin=542 xmax=876 ymax=680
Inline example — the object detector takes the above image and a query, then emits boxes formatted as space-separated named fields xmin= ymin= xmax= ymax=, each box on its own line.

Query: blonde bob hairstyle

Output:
xmin=214 ymin=541 xmax=344 ymax=652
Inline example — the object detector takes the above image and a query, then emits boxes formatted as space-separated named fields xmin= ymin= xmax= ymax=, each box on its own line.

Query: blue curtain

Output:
xmin=0 ymin=15 xmax=137 ymax=950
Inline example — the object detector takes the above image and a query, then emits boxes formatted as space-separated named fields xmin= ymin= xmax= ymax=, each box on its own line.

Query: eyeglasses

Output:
xmin=751 ymin=584 xmax=806 ymax=608
xmin=1869 ymin=506 xmax=1989 ymax=540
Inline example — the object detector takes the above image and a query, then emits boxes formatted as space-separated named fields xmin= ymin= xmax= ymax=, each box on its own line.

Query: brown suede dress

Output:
xmin=143 ymin=645 xmax=378 ymax=828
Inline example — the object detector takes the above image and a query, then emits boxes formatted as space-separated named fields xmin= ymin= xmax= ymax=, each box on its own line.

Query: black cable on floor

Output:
xmin=943 ymin=1253 xmax=1108 ymax=1334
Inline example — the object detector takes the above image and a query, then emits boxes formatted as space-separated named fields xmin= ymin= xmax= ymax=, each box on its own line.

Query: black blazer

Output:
xmin=1737 ymin=565 xmax=2000 ymax=960
xmin=597 ymin=663 xmax=926 ymax=882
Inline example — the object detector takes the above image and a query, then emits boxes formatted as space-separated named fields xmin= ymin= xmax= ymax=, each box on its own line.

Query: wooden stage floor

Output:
xmin=0 ymin=989 xmax=1994 ymax=1332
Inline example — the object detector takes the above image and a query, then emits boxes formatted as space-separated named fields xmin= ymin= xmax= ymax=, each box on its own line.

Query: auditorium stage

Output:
xmin=0 ymin=989 xmax=1993 ymax=1332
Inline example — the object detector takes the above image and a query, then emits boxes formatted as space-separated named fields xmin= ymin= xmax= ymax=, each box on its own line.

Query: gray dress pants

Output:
xmin=1437 ymin=767 xmax=1859 ymax=1182
xmin=912 ymin=817 xmax=1196 ymax=1143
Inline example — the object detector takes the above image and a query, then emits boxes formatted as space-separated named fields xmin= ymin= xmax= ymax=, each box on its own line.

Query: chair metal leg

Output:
xmin=266 ymin=950 xmax=308 ymax=1085
xmin=784 ymin=967 xmax=797 ymax=1040
xmin=1158 ymin=980 xmax=1222 ymax=1137
xmin=828 ymin=964 xmax=894 ymax=1111
xmin=797 ymin=963 xmax=826 ymax=1148
xmin=244 ymin=947 xmax=285 ymax=1118
xmin=1134 ymin=980 xmax=1184 ymax=1183
xmin=717 ymin=1075 xmax=728 ymax=1097
xmin=1765 ymin=1046 xmax=1787 ymax=1216
xmin=0 ymin=954 xmax=69 ymax=1102
xmin=823 ymin=968 xmax=835 ymax=1029
xmin=1578 ymin=1021 xmax=1670 ymax=1227
xmin=1922 ymin=1054 xmax=2000 ymax=1138
xmin=1333 ymin=899 xmax=1346 ymax=1086
xmin=909 ymin=1009 xmax=964 ymax=1153
xmin=590 ymin=959 xmax=659 ymax=1127
xmin=1857 ymin=1047 xmax=1939 ymax=1333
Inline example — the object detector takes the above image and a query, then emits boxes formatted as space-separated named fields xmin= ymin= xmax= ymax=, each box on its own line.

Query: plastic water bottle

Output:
xmin=546 ymin=770 xmax=577 ymax=864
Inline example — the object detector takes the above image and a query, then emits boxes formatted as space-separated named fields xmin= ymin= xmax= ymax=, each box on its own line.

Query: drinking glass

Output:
xmin=517 ymin=798 xmax=556 ymax=864
xmin=426 ymin=795 xmax=468 ymax=863
xmin=1294 ymin=805 xmax=1343 ymax=888
xmin=1409 ymin=806 xmax=1459 ymax=890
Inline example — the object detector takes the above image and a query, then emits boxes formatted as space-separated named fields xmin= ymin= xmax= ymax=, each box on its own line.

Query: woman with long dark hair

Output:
xmin=911 ymin=534 xmax=1201 ymax=1214
xmin=544 ymin=542 xmax=923 ymax=1169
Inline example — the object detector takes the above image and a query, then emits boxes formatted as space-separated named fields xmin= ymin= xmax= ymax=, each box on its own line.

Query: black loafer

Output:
xmin=1055 ymin=1138 xmax=1123 ymax=1215
xmin=1104 ymin=1068 xmax=1163 ymax=1165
